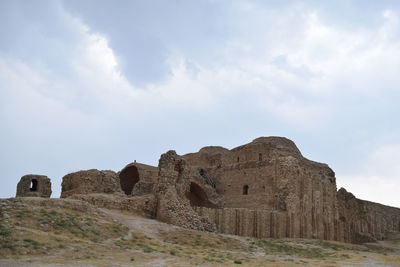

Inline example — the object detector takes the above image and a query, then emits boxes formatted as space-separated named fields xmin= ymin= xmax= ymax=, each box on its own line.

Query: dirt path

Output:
xmin=100 ymin=209 xmax=179 ymax=239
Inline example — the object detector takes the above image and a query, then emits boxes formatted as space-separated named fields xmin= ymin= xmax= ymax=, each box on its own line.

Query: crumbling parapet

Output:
xmin=16 ymin=174 xmax=52 ymax=198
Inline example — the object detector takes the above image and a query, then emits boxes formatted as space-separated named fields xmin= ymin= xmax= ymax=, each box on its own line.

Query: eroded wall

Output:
xmin=119 ymin=163 xmax=158 ymax=196
xmin=54 ymin=136 xmax=400 ymax=244
xmin=61 ymin=169 xmax=121 ymax=198
xmin=337 ymin=188 xmax=400 ymax=243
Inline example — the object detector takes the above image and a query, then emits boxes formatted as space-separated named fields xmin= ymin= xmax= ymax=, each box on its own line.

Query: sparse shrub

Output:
xmin=23 ymin=238 xmax=40 ymax=248
xmin=0 ymin=228 xmax=11 ymax=237
xmin=15 ymin=210 xmax=31 ymax=218
xmin=143 ymin=247 xmax=153 ymax=253
xmin=234 ymin=259 xmax=242 ymax=264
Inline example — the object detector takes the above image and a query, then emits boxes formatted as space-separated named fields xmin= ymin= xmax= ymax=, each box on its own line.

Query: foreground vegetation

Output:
xmin=1 ymin=198 xmax=399 ymax=266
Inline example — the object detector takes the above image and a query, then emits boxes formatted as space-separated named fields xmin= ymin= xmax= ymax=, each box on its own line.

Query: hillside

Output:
xmin=1 ymin=198 xmax=399 ymax=266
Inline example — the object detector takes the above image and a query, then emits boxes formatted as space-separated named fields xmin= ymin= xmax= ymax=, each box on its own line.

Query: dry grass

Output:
xmin=1 ymin=199 xmax=399 ymax=267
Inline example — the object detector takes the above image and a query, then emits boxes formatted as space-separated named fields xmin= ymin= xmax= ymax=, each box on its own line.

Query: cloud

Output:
xmin=338 ymin=143 xmax=400 ymax=208
xmin=0 ymin=0 xmax=400 ymax=206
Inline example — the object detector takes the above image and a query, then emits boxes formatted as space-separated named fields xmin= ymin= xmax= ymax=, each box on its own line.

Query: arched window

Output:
xmin=243 ymin=185 xmax=249 ymax=195
xmin=30 ymin=179 xmax=38 ymax=192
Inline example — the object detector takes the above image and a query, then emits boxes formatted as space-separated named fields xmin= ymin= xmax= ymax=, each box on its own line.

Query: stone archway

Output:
xmin=186 ymin=182 xmax=215 ymax=208
xmin=119 ymin=165 xmax=140 ymax=195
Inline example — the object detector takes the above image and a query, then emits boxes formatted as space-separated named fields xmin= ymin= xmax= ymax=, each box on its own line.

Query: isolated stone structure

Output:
xmin=52 ymin=136 xmax=400 ymax=243
xmin=16 ymin=174 xmax=52 ymax=198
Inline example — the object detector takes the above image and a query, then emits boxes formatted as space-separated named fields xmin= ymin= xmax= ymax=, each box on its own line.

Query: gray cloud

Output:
xmin=63 ymin=0 xmax=229 ymax=86
xmin=1 ymin=0 xmax=400 ymax=207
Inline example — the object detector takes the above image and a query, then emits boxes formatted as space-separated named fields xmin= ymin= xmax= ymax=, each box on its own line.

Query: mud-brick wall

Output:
xmin=194 ymin=207 xmax=290 ymax=239
xmin=337 ymin=188 xmax=400 ymax=243
xmin=270 ymin=156 xmax=340 ymax=242
xmin=195 ymin=207 xmax=342 ymax=242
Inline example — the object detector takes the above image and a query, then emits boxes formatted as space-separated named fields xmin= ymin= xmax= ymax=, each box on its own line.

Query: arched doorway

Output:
xmin=119 ymin=165 xmax=140 ymax=195
xmin=186 ymin=182 xmax=215 ymax=208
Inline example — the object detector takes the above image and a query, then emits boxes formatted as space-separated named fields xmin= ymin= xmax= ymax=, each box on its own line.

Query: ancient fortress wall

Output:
xmin=184 ymin=137 xmax=400 ymax=243
xmin=337 ymin=188 xmax=400 ymax=243
xmin=18 ymin=136 xmax=399 ymax=244
xmin=184 ymin=137 xmax=340 ymax=241
xmin=194 ymin=207 xmax=296 ymax=239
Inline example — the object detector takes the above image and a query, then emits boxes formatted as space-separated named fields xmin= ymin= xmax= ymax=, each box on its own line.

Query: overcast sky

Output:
xmin=1 ymin=0 xmax=399 ymax=207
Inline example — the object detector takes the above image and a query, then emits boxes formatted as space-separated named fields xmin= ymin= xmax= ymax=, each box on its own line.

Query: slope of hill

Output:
xmin=1 ymin=198 xmax=399 ymax=266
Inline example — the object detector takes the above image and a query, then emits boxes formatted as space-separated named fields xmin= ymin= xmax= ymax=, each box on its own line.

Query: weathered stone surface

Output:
xmin=16 ymin=175 xmax=51 ymax=198
xmin=61 ymin=169 xmax=121 ymax=198
xmin=119 ymin=162 xmax=158 ymax=196
xmin=337 ymin=187 xmax=400 ymax=244
xmin=183 ymin=136 xmax=340 ymax=240
xmin=68 ymin=193 xmax=157 ymax=218
xmin=195 ymin=207 xmax=289 ymax=238
xmin=19 ymin=136 xmax=400 ymax=244
xmin=154 ymin=150 xmax=216 ymax=232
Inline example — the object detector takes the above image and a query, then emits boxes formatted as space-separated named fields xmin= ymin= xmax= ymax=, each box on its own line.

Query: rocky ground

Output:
xmin=0 ymin=198 xmax=399 ymax=266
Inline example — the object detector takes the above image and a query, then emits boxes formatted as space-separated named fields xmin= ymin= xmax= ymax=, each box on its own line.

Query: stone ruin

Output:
xmin=15 ymin=136 xmax=400 ymax=244
xmin=16 ymin=174 xmax=52 ymax=198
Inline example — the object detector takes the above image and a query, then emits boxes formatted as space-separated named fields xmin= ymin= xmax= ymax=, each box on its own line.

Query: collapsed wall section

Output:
xmin=61 ymin=169 xmax=121 ymax=198
xmin=154 ymin=150 xmax=216 ymax=231
xmin=119 ymin=163 xmax=157 ymax=196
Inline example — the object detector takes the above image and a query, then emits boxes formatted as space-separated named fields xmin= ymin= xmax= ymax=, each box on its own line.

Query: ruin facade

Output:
xmin=16 ymin=174 xmax=52 ymax=198
xmin=19 ymin=136 xmax=400 ymax=244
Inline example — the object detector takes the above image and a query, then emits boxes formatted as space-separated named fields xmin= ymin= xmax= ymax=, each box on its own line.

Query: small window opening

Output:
xmin=237 ymin=157 xmax=240 ymax=163
xmin=259 ymin=153 xmax=263 ymax=161
xmin=243 ymin=185 xmax=249 ymax=195
xmin=30 ymin=179 xmax=38 ymax=192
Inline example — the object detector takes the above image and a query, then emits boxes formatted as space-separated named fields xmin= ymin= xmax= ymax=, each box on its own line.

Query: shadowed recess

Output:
xmin=187 ymin=182 xmax=215 ymax=208
xmin=30 ymin=179 xmax=38 ymax=192
xmin=119 ymin=165 xmax=139 ymax=195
